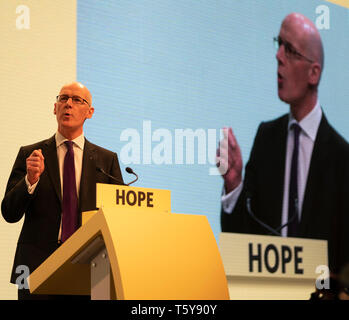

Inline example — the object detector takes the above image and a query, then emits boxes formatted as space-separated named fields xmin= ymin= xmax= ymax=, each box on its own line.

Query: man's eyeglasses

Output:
xmin=56 ymin=95 xmax=90 ymax=107
xmin=273 ymin=36 xmax=314 ymax=63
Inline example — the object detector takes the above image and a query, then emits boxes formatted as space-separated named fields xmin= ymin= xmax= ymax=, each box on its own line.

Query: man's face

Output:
xmin=54 ymin=83 xmax=94 ymax=134
xmin=276 ymin=18 xmax=312 ymax=106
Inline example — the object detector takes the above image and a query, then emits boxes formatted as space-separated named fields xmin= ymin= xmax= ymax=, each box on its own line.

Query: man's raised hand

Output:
xmin=216 ymin=127 xmax=243 ymax=193
xmin=26 ymin=149 xmax=45 ymax=185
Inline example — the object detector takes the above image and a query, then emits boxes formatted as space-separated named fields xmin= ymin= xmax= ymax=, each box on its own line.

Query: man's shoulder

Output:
xmin=256 ymin=113 xmax=289 ymax=136
xmin=261 ymin=113 xmax=288 ymax=128
xmin=20 ymin=135 xmax=55 ymax=152
xmin=324 ymin=118 xmax=349 ymax=152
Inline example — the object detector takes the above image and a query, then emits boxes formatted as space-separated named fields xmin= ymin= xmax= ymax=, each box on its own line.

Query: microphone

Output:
xmin=246 ymin=196 xmax=280 ymax=236
xmin=246 ymin=195 xmax=299 ymax=236
xmin=97 ymin=167 xmax=124 ymax=185
xmin=125 ymin=167 xmax=138 ymax=186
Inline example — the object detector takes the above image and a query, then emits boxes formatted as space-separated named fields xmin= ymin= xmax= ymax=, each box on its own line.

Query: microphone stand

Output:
xmin=246 ymin=197 xmax=300 ymax=236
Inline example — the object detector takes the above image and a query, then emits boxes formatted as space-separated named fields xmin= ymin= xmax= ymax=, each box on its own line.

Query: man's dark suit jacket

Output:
xmin=1 ymin=135 xmax=124 ymax=284
xmin=221 ymin=113 xmax=349 ymax=273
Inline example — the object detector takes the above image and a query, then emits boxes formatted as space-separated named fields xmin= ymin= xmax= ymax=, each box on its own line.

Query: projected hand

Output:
xmin=26 ymin=149 xmax=45 ymax=185
xmin=216 ymin=127 xmax=243 ymax=194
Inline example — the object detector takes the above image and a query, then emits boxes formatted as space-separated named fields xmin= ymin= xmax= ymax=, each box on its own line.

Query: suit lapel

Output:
xmin=79 ymin=139 xmax=97 ymax=213
xmin=300 ymin=113 xmax=330 ymax=233
xmin=43 ymin=135 xmax=62 ymax=206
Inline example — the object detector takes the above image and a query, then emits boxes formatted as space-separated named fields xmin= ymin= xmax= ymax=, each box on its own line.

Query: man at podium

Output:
xmin=218 ymin=13 xmax=349 ymax=278
xmin=1 ymin=82 xmax=124 ymax=300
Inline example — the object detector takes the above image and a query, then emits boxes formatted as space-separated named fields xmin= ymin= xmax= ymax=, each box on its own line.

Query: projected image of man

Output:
xmin=218 ymin=13 xmax=349 ymax=278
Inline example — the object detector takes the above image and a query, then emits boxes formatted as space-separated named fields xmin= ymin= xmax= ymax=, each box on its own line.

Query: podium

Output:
xmin=219 ymin=232 xmax=328 ymax=299
xmin=28 ymin=184 xmax=229 ymax=300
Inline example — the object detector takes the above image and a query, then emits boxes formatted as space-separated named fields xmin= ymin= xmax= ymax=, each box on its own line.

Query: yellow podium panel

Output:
xmin=103 ymin=209 xmax=228 ymax=299
xmin=29 ymin=206 xmax=229 ymax=299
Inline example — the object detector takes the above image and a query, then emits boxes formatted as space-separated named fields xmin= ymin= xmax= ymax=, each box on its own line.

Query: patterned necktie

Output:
xmin=287 ymin=123 xmax=301 ymax=237
xmin=61 ymin=141 xmax=79 ymax=242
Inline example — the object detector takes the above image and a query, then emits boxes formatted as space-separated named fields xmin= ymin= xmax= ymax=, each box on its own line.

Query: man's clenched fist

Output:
xmin=26 ymin=149 xmax=45 ymax=185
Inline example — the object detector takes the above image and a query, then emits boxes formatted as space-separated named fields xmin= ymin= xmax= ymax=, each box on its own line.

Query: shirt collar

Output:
xmin=55 ymin=131 xmax=85 ymax=150
xmin=288 ymin=99 xmax=322 ymax=142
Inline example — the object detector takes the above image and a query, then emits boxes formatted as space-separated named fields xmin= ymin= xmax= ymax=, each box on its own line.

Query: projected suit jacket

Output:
xmin=1 ymin=135 xmax=124 ymax=284
xmin=221 ymin=113 xmax=349 ymax=273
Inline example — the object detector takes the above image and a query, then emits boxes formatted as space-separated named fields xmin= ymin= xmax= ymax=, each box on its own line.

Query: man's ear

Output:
xmin=309 ymin=62 xmax=321 ymax=87
xmin=54 ymin=103 xmax=57 ymax=115
xmin=86 ymin=106 xmax=94 ymax=119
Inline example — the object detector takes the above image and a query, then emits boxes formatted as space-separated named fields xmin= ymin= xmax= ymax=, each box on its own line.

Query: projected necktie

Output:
xmin=287 ymin=123 xmax=301 ymax=237
xmin=61 ymin=141 xmax=79 ymax=242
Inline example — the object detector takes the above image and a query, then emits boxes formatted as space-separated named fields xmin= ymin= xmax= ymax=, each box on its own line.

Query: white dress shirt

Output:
xmin=222 ymin=100 xmax=322 ymax=236
xmin=55 ymin=131 xmax=85 ymax=198
xmin=26 ymin=131 xmax=85 ymax=240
